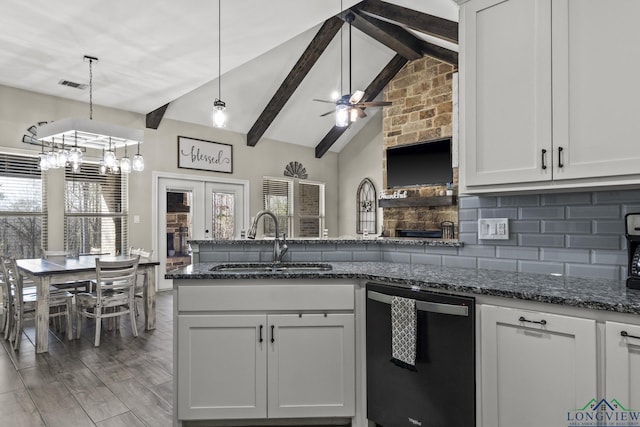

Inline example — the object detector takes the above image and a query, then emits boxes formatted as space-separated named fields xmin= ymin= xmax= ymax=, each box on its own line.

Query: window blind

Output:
xmin=65 ymin=163 xmax=128 ymax=255
xmin=262 ymin=177 xmax=292 ymax=237
xmin=0 ymin=153 xmax=45 ymax=257
xmin=262 ymin=177 xmax=324 ymax=238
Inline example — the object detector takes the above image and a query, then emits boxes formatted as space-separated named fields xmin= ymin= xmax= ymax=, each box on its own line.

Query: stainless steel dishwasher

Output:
xmin=366 ymin=282 xmax=475 ymax=427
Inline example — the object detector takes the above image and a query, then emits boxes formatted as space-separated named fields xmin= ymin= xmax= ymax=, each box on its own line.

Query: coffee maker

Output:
xmin=625 ymin=213 xmax=640 ymax=289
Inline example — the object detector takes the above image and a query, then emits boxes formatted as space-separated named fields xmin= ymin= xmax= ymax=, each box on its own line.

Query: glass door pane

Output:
xmin=205 ymin=182 xmax=245 ymax=240
xmin=166 ymin=191 xmax=193 ymax=273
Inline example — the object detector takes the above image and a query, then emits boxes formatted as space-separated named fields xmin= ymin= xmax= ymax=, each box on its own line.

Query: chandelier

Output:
xmin=31 ymin=55 xmax=144 ymax=173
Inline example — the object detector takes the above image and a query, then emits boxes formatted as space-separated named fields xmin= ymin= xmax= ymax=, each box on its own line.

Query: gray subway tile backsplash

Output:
xmin=519 ymin=206 xmax=565 ymax=220
xmin=566 ymin=235 xmax=621 ymax=250
xmin=541 ymin=192 xmax=592 ymax=206
xmin=518 ymin=234 xmax=565 ymax=248
xmin=592 ymin=220 xmax=625 ymax=235
xmin=566 ymin=205 xmax=620 ymax=219
xmin=541 ymin=220 xmax=591 ymax=234
xmin=195 ymin=189 xmax=635 ymax=282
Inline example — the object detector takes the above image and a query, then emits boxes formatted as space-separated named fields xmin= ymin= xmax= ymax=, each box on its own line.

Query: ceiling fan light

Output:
xmin=335 ymin=104 xmax=349 ymax=127
xmin=349 ymin=107 xmax=359 ymax=123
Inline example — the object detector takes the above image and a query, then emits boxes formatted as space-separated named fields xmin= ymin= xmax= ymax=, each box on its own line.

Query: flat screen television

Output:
xmin=386 ymin=138 xmax=453 ymax=188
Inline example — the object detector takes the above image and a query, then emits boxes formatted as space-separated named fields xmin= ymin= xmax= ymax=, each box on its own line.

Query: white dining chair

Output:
xmin=75 ymin=256 xmax=140 ymax=346
xmin=2 ymin=256 xmax=74 ymax=350
xmin=129 ymin=248 xmax=154 ymax=317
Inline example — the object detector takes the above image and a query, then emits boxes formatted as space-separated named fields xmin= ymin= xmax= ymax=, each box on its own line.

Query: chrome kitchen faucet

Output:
xmin=247 ymin=210 xmax=288 ymax=264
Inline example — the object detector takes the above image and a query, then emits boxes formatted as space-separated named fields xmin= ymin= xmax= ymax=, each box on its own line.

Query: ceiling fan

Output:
xmin=313 ymin=11 xmax=391 ymax=127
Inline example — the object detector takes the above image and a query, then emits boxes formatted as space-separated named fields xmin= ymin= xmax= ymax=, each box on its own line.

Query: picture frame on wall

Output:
xmin=177 ymin=136 xmax=233 ymax=173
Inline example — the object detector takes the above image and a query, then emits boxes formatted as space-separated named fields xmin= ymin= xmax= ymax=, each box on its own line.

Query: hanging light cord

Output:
xmin=340 ymin=0 xmax=343 ymax=96
xmin=89 ymin=57 xmax=94 ymax=120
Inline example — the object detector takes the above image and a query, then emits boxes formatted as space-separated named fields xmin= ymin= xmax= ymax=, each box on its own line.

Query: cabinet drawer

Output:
xmin=178 ymin=284 xmax=354 ymax=312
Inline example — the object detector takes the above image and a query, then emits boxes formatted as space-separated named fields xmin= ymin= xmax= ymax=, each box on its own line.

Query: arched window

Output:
xmin=356 ymin=178 xmax=377 ymax=235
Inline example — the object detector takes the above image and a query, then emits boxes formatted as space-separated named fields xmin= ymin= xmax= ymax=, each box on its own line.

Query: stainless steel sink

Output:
xmin=210 ymin=262 xmax=333 ymax=273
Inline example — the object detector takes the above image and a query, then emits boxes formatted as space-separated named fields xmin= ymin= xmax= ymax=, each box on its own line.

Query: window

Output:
xmin=0 ymin=153 xmax=45 ymax=258
xmin=356 ymin=178 xmax=377 ymax=235
xmin=65 ymin=164 xmax=128 ymax=255
xmin=262 ymin=177 xmax=324 ymax=238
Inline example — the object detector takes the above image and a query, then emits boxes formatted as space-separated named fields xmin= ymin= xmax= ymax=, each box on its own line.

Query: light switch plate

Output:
xmin=478 ymin=218 xmax=509 ymax=240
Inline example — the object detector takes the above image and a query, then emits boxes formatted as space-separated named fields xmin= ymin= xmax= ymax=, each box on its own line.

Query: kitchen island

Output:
xmin=169 ymin=240 xmax=640 ymax=427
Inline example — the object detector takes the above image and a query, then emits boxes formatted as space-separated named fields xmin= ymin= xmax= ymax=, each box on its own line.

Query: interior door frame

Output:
xmin=152 ymin=171 xmax=250 ymax=290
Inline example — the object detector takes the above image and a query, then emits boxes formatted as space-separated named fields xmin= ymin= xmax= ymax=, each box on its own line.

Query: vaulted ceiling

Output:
xmin=0 ymin=0 xmax=458 ymax=155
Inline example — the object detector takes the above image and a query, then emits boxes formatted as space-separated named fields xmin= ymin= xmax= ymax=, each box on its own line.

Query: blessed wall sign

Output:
xmin=178 ymin=136 xmax=232 ymax=173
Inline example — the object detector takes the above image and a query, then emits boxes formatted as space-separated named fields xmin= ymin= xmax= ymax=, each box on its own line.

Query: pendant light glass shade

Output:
xmin=132 ymin=141 xmax=144 ymax=171
xmin=335 ymin=103 xmax=349 ymax=127
xmin=213 ymin=99 xmax=227 ymax=128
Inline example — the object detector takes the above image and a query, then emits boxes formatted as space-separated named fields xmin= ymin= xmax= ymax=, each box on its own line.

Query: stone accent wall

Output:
xmin=382 ymin=56 xmax=458 ymax=237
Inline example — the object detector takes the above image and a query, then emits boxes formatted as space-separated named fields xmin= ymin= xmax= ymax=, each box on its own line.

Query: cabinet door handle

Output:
xmin=621 ymin=330 xmax=640 ymax=340
xmin=519 ymin=316 xmax=547 ymax=326
xmin=558 ymin=146 xmax=564 ymax=168
xmin=270 ymin=325 xmax=275 ymax=343
xmin=259 ymin=325 xmax=263 ymax=343
xmin=541 ymin=149 xmax=547 ymax=170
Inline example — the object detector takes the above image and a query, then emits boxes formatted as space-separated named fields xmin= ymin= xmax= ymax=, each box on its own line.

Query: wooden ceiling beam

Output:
xmin=419 ymin=40 xmax=458 ymax=66
xmin=315 ymin=54 xmax=408 ymax=158
xmin=356 ymin=0 xmax=458 ymax=44
xmin=348 ymin=9 xmax=423 ymax=61
xmin=145 ymin=103 xmax=170 ymax=129
xmin=246 ymin=17 xmax=344 ymax=147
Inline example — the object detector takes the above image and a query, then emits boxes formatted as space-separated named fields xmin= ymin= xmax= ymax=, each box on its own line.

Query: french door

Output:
xmin=156 ymin=175 xmax=248 ymax=290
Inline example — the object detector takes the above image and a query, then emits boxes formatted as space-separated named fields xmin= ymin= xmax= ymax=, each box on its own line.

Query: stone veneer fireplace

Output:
xmin=382 ymin=56 xmax=458 ymax=238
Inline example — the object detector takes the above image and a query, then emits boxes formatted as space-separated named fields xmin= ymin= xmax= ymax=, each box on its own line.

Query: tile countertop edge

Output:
xmin=166 ymin=261 xmax=640 ymax=315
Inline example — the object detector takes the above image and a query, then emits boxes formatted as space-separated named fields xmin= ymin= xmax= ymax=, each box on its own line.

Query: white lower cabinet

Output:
xmin=176 ymin=282 xmax=356 ymax=423
xmin=480 ymin=304 xmax=597 ymax=426
xmin=605 ymin=321 xmax=640 ymax=409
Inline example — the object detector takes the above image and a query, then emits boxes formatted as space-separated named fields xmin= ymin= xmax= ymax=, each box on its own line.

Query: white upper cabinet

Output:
xmin=460 ymin=0 xmax=640 ymax=192
xmin=462 ymin=0 xmax=552 ymax=187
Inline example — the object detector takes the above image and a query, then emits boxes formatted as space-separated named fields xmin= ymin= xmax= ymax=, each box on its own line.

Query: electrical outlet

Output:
xmin=478 ymin=218 xmax=509 ymax=240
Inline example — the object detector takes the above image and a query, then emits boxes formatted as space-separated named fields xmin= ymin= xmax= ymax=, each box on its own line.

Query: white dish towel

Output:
xmin=391 ymin=295 xmax=417 ymax=368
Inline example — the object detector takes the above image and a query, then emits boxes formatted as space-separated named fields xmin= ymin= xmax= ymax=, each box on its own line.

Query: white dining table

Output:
xmin=16 ymin=255 xmax=159 ymax=353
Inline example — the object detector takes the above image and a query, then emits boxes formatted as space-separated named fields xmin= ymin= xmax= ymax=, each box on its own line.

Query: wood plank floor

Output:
xmin=0 ymin=291 xmax=173 ymax=427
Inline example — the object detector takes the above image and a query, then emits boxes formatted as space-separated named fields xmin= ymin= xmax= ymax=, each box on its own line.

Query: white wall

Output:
xmin=337 ymin=111 xmax=384 ymax=237
xmin=0 ymin=84 xmax=339 ymax=250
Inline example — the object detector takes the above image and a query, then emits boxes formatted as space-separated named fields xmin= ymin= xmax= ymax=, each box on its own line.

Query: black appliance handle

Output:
xmin=367 ymin=290 xmax=469 ymax=317
xmin=621 ymin=330 xmax=640 ymax=340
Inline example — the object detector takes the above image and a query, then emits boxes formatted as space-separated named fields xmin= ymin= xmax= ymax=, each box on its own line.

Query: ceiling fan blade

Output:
xmin=355 ymin=107 xmax=367 ymax=119
xmin=320 ymin=110 xmax=335 ymax=117
xmin=357 ymin=101 xmax=392 ymax=107
xmin=312 ymin=99 xmax=336 ymax=104
xmin=349 ymin=90 xmax=365 ymax=104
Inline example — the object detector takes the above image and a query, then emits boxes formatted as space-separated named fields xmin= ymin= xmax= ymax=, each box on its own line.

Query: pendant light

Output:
xmin=120 ymin=142 xmax=132 ymax=173
xmin=213 ymin=0 xmax=227 ymax=128
xmin=35 ymin=55 xmax=144 ymax=175
xmin=132 ymin=141 xmax=145 ymax=171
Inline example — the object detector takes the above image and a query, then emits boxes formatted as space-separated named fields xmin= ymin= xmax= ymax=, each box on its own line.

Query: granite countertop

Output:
xmin=189 ymin=238 xmax=462 ymax=247
xmin=166 ymin=261 xmax=640 ymax=315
